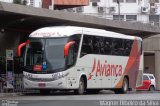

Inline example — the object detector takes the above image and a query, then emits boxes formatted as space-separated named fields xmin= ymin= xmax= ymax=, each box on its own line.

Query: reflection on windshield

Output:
xmin=25 ymin=38 xmax=68 ymax=73
xmin=25 ymin=39 xmax=44 ymax=66
xmin=45 ymin=38 xmax=68 ymax=71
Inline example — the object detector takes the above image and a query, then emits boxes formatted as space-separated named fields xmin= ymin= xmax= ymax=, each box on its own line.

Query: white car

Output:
xmin=136 ymin=73 xmax=156 ymax=91
xmin=146 ymin=73 xmax=156 ymax=88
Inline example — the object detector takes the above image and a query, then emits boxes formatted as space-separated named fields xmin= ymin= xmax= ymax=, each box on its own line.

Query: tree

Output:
xmin=13 ymin=0 xmax=21 ymax=4
xmin=22 ymin=0 xmax=27 ymax=5
xmin=13 ymin=0 xmax=27 ymax=5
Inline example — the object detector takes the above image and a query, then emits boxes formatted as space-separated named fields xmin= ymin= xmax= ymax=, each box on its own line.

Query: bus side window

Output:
xmin=99 ymin=37 xmax=105 ymax=54
xmin=104 ymin=38 xmax=112 ymax=55
xmin=80 ymin=35 xmax=93 ymax=57
xmin=68 ymin=34 xmax=81 ymax=60
xmin=112 ymin=39 xmax=120 ymax=55
xmin=124 ymin=39 xmax=133 ymax=56
xmin=93 ymin=37 xmax=101 ymax=54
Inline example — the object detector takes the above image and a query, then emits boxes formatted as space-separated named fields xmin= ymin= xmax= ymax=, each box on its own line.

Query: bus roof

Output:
xmin=29 ymin=26 xmax=142 ymax=41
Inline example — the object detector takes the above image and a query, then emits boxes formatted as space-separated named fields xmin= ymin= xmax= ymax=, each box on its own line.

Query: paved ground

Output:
xmin=0 ymin=91 xmax=160 ymax=106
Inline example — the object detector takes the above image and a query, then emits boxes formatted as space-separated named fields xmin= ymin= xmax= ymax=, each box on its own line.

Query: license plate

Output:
xmin=38 ymin=83 xmax=46 ymax=87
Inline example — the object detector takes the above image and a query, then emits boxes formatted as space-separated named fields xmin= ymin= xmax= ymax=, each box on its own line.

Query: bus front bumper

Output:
xmin=23 ymin=77 xmax=67 ymax=89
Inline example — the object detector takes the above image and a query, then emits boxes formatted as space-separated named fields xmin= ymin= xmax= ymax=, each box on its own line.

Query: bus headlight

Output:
xmin=52 ymin=72 xmax=69 ymax=80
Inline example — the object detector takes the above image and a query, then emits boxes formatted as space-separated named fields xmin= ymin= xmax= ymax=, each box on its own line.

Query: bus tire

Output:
xmin=114 ymin=77 xmax=128 ymax=94
xmin=75 ymin=77 xmax=85 ymax=95
xmin=86 ymin=89 xmax=100 ymax=94
xmin=40 ymin=89 xmax=50 ymax=95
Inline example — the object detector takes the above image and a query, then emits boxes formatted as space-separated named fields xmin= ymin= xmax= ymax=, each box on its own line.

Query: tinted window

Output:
xmin=68 ymin=35 xmax=81 ymax=54
xmin=149 ymin=75 xmax=154 ymax=79
xmin=143 ymin=75 xmax=149 ymax=80
xmin=67 ymin=35 xmax=81 ymax=67
xmin=123 ymin=39 xmax=133 ymax=56
xmin=112 ymin=38 xmax=124 ymax=55
xmin=104 ymin=37 xmax=112 ymax=55
xmin=80 ymin=35 xmax=133 ymax=57
xmin=81 ymin=35 xmax=94 ymax=56
xmin=26 ymin=39 xmax=45 ymax=65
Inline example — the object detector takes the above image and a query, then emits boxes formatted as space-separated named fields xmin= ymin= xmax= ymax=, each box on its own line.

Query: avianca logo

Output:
xmin=88 ymin=58 xmax=123 ymax=80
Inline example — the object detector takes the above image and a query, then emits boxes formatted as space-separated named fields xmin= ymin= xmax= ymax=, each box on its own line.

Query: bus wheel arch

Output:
xmin=75 ymin=75 xmax=87 ymax=95
xmin=123 ymin=76 xmax=129 ymax=93
xmin=115 ymin=76 xmax=129 ymax=94
xmin=124 ymin=75 xmax=129 ymax=89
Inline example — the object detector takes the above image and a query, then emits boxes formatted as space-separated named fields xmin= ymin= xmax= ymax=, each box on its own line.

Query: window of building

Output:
xmin=149 ymin=15 xmax=159 ymax=26
xmin=113 ymin=15 xmax=124 ymax=20
xmin=126 ymin=0 xmax=137 ymax=3
xmin=76 ymin=7 xmax=84 ymax=13
xmin=92 ymin=2 xmax=98 ymax=6
xmin=30 ymin=0 xmax=34 ymax=6
xmin=113 ymin=0 xmax=124 ymax=3
xmin=150 ymin=0 xmax=159 ymax=3
xmin=126 ymin=15 xmax=137 ymax=21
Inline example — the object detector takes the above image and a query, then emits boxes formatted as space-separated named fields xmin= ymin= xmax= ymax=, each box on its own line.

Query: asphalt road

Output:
xmin=0 ymin=91 xmax=160 ymax=106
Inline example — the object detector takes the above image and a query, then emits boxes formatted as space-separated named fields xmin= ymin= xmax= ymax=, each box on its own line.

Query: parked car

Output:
xmin=136 ymin=73 xmax=156 ymax=91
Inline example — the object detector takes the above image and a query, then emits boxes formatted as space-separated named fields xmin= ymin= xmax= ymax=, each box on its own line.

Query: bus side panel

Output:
xmin=76 ymin=55 xmax=102 ymax=89
xmin=76 ymin=55 xmax=129 ymax=89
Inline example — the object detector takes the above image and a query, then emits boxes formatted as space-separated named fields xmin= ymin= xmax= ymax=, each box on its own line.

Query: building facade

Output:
xmin=0 ymin=0 xmax=42 ymax=7
xmin=0 ymin=0 xmax=89 ymax=9
xmin=70 ymin=0 xmax=160 ymax=27
xmin=0 ymin=0 xmax=159 ymax=26
xmin=143 ymin=35 xmax=160 ymax=90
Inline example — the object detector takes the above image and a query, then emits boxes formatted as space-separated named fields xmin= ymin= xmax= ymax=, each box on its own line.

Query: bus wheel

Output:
xmin=75 ymin=77 xmax=85 ymax=95
xmin=86 ymin=89 xmax=100 ymax=94
xmin=115 ymin=77 xmax=128 ymax=94
xmin=40 ymin=89 xmax=50 ymax=95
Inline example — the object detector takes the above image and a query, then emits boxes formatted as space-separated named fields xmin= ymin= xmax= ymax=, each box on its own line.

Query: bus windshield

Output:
xmin=25 ymin=37 xmax=68 ymax=73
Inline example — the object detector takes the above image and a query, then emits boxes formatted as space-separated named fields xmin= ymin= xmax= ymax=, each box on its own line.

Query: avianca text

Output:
xmin=88 ymin=59 xmax=123 ymax=80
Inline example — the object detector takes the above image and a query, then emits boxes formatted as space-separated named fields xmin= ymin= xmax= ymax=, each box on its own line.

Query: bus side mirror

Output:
xmin=64 ymin=41 xmax=75 ymax=57
xmin=17 ymin=40 xmax=30 ymax=57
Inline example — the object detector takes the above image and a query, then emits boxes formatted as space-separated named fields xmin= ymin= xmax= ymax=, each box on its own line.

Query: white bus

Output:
xmin=18 ymin=26 xmax=143 ymax=94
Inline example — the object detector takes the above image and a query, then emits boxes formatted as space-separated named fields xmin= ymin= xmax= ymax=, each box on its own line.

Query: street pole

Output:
xmin=117 ymin=0 xmax=120 ymax=21
xmin=52 ymin=0 xmax=54 ymax=10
